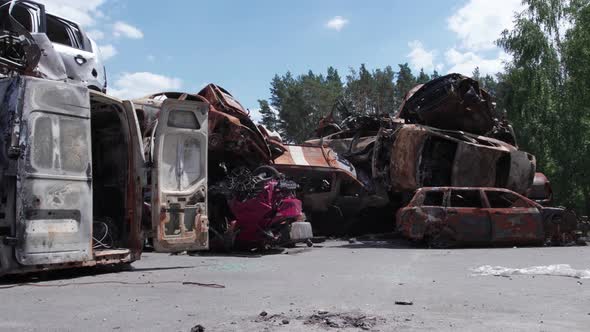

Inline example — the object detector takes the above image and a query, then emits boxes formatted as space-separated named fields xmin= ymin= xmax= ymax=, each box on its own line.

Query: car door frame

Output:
xmin=150 ymin=99 xmax=209 ymax=253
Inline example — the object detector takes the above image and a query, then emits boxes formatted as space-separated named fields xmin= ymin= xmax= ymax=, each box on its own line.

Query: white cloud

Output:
xmin=325 ymin=16 xmax=349 ymax=31
xmin=113 ymin=21 xmax=144 ymax=39
xmin=407 ymin=40 xmax=442 ymax=72
xmin=405 ymin=0 xmax=523 ymax=77
xmin=87 ymin=29 xmax=104 ymax=41
xmin=109 ymin=72 xmax=183 ymax=99
xmin=249 ymin=108 xmax=263 ymax=124
xmin=445 ymin=48 xmax=509 ymax=75
xmin=99 ymin=44 xmax=117 ymax=61
xmin=447 ymin=0 xmax=525 ymax=51
xmin=39 ymin=0 xmax=106 ymax=26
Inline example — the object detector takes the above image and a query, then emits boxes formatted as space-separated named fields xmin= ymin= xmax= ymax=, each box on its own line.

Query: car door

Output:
xmin=121 ymin=100 xmax=146 ymax=255
xmin=16 ymin=76 xmax=93 ymax=265
xmin=446 ymin=189 xmax=491 ymax=244
xmin=151 ymin=99 xmax=208 ymax=252
xmin=483 ymin=190 xmax=544 ymax=244
xmin=398 ymin=189 xmax=449 ymax=240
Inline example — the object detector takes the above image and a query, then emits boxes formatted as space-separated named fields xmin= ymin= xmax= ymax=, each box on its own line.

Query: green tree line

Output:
xmin=258 ymin=0 xmax=590 ymax=215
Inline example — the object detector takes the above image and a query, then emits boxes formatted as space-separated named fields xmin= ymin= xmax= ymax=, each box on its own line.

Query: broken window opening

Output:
xmin=160 ymin=134 xmax=202 ymax=191
xmin=419 ymin=137 xmax=456 ymax=187
xmin=423 ymin=191 xmax=444 ymax=206
xmin=495 ymin=154 xmax=510 ymax=187
xmin=167 ymin=110 xmax=200 ymax=130
xmin=449 ymin=190 xmax=483 ymax=208
xmin=31 ymin=114 xmax=89 ymax=174
xmin=46 ymin=14 xmax=83 ymax=50
xmin=2 ymin=4 xmax=34 ymax=32
xmin=486 ymin=191 xmax=530 ymax=209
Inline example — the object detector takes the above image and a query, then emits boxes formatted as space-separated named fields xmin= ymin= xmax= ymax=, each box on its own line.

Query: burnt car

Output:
xmin=397 ymin=187 xmax=581 ymax=248
xmin=210 ymin=166 xmax=312 ymax=250
xmin=388 ymin=124 xmax=536 ymax=194
xmin=397 ymin=73 xmax=516 ymax=145
xmin=198 ymin=84 xmax=284 ymax=168
xmin=308 ymin=117 xmax=535 ymax=195
xmin=0 ymin=75 xmax=143 ymax=277
xmin=526 ymin=172 xmax=553 ymax=205
xmin=0 ymin=0 xmax=107 ymax=92
xmin=273 ymin=144 xmax=390 ymax=234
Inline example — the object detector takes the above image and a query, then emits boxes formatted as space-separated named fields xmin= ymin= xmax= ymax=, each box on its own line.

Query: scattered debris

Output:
xmin=259 ymin=311 xmax=268 ymax=317
xmin=190 ymin=324 xmax=205 ymax=332
xmin=304 ymin=311 xmax=386 ymax=330
xmin=471 ymin=264 xmax=590 ymax=279
xmin=395 ymin=301 xmax=414 ymax=306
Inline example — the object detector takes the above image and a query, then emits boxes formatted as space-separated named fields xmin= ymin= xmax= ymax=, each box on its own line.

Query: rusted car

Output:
xmin=273 ymin=144 xmax=390 ymax=234
xmin=388 ymin=124 xmax=536 ymax=194
xmin=397 ymin=187 xmax=581 ymax=248
xmin=198 ymin=84 xmax=284 ymax=168
xmin=526 ymin=172 xmax=553 ymax=205
xmin=308 ymin=116 xmax=535 ymax=195
xmin=397 ymin=73 xmax=516 ymax=145
xmin=0 ymin=75 xmax=144 ymax=277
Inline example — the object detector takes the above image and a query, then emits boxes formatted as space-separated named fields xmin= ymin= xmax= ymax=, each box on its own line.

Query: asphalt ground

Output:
xmin=1 ymin=239 xmax=589 ymax=331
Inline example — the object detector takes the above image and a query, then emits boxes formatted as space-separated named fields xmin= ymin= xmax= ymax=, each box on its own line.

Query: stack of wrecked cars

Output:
xmin=132 ymin=88 xmax=313 ymax=251
xmin=0 ymin=1 xmax=586 ymax=279
xmin=298 ymin=73 xmax=584 ymax=246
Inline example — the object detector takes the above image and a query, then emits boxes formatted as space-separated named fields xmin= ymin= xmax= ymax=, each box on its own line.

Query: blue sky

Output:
xmin=39 ymin=0 xmax=524 ymax=119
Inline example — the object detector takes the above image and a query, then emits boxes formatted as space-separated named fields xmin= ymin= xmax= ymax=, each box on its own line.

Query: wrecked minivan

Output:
xmin=0 ymin=75 xmax=143 ymax=277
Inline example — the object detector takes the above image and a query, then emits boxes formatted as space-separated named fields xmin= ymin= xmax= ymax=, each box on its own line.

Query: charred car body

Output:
xmin=397 ymin=73 xmax=516 ymax=146
xmin=526 ymin=172 xmax=553 ymax=205
xmin=0 ymin=75 xmax=143 ymax=277
xmin=397 ymin=187 xmax=582 ymax=248
xmin=273 ymin=144 xmax=390 ymax=234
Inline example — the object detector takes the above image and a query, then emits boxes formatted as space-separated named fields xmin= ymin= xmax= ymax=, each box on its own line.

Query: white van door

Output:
xmin=15 ymin=76 xmax=93 ymax=265
xmin=151 ymin=99 xmax=208 ymax=252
